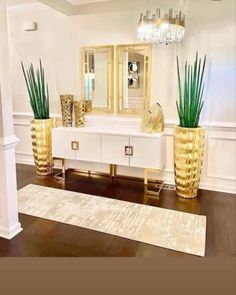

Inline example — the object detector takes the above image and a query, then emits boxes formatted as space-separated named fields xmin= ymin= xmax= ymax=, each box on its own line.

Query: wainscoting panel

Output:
xmin=13 ymin=113 xmax=236 ymax=195
xmin=207 ymin=136 xmax=236 ymax=181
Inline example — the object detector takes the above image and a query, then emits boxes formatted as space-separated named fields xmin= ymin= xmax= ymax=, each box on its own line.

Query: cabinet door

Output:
xmin=76 ymin=133 xmax=102 ymax=162
xmin=129 ymin=136 xmax=165 ymax=169
xmin=102 ymin=134 xmax=130 ymax=166
xmin=52 ymin=129 xmax=76 ymax=160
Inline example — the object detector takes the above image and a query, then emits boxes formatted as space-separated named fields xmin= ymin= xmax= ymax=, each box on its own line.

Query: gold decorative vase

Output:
xmin=141 ymin=103 xmax=164 ymax=133
xmin=74 ymin=100 xmax=85 ymax=127
xmin=60 ymin=94 xmax=74 ymax=127
xmin=85 ymin=100 xmax=93 ymax=113
xmin=174 ymin=126 xmax=205 ymax=199
xmin=31 ymin=118 xmax=53 ymax=176
xmin=141 ymin=111 xmax=154 ymax=133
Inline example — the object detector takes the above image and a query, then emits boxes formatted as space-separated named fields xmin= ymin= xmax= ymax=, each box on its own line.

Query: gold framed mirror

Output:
xmin=82 ymin=45 xmax=114 ymax=113
xmin=117 ymin=44 xmax=152 ymax=115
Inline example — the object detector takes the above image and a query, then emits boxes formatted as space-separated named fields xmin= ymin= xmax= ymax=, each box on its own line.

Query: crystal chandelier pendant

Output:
xmin=138 ymin=8 xmax=185 ymax=45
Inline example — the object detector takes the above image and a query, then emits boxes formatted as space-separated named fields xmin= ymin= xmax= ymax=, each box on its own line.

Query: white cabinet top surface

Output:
xmin=53 ymin=126 xmax=164 ymax=138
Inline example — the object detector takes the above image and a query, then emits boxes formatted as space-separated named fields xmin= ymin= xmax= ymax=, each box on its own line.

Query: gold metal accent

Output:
xmin=125 ymin=146 xmax=130 ymax=156
xmin=31 ymin=118 xmax=53 ymax=176
xmin=125 ymin=146 xmax=134 ymax=156
xmin=60 ymin=95 xmax=74 ymax=127
xmin=144 ymin=168 xmax=164 ymax=197
xmin=129 ymin=146 xmax=134 ymax=157
xmin=53 ymin=157 xmax=65 ymax=181
xmin=174 ymin=126 xmax=205 ymax=199
xmin=141 ymin=103 xmax=164 ymax=133
xmin=74 ymin=100 xmax=85 ymax=127
xmin=53 ymin=165 xmax=169 ymax=196
xmin=110 ymin=164 xmax=117 ymax=178
xmin=116 ymin=44 xmax=152 ymax=115
xmin=71 ymin=141 xmax=79 ymax=151
xmin=81 ymin=45 xmax=114 ymax=114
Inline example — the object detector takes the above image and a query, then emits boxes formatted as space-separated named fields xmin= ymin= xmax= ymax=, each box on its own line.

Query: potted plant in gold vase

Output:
xmin=174 ymin=53 xmax=207 ymax=199
xmin=21 ymin=60 xmax=53 ymax=176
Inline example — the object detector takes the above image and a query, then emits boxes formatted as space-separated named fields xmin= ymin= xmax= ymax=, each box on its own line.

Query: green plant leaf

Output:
xmin=176 ymin=52 xmax=206 ymax=128
xmin=21 ymin=60 xmax=50 ymax=119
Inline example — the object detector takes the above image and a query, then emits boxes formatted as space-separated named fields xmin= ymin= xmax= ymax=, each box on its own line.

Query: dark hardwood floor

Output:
xmin=0 ymin=164 xmax=235 ymax=257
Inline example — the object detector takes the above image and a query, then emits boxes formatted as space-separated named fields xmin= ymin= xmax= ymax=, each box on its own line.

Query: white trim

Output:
xmin=16 ymin=153 xmax=34 ymax=165
xmin=13 ymin=111 xmax=33 ymax=117
xmin=199 ymin=182 xmax=236 ymax=195
xmin=7 ymin=3 xmax=48 ymax=15
xmin=0 ymin=223 xmax=23 ymax=240
xmin=0 ymin=135 xmax=20 ymax=150
xmin=13 ymin=112 xmax=236 ymax=130
xmin=209 ymin=135 xmax=236 ymax=141
xmin=14 ymin=122 xmax=31 ymax=127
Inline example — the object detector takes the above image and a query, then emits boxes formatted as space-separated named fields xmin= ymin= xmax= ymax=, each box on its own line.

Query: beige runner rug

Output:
xmin=18 ymin=184 xmax=206 ymax=256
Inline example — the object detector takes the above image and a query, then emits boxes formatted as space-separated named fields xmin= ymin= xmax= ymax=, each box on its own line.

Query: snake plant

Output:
xmin=21 ymin=60 xmax=50 ymax=119
xmin=176 ymin=52 xmax=206 ymax=128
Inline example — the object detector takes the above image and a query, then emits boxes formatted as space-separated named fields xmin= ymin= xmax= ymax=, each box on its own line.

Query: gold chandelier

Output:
xmin=138 ymin=8 xmax=185 ymax=45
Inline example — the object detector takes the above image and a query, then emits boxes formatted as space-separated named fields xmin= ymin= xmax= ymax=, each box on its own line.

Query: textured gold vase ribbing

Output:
xmin=74 ymin=100 xmax=85 ymax=127
xmin=174 ymin=126 xmax=205 ymax=199
xmin=31 ymin=119 xmax=53 ymax=176
xmin=60 ymin=95 xmax=74 ymax=127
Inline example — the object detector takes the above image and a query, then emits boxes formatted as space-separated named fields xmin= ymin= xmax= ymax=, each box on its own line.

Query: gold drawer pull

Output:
xmin=125 ymin=146 xmax=134 ymax=156
xmin=129 ymin=146 xmax=134 ymax=157
xmin=125 ymin=146 xmax=130 ymax=156
xmin=71 ymin=141 xmax=79 ymax=151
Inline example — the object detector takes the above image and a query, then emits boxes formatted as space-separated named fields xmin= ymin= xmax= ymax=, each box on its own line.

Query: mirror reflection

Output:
xmin=82 ymin=46 xmax=114 ymax=113
xmin=117 ymin=44 xmax=152 ymax=114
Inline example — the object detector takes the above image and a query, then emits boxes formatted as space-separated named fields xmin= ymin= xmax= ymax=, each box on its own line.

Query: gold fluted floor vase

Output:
xmin=60 ymin=94 xmax=74 ymax=127
xmin=74 ymin=100 xmax=85 ymax=127
xmin=31 ymin=119 xmax=53 ymax=176
xmin=174 ymin=126 xmax=205 ymax=199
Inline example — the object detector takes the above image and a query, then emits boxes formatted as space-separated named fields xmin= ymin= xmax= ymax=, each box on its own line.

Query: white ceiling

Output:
xmin=7 ymin=0 xmax=113 ymax=6
xmin=67 ymin=0 xmax=111 ymax=4
xmin=8 ymin=0 xmax=225 ymax=16
xmin=7 ymin=0 xmax=36 ymax=7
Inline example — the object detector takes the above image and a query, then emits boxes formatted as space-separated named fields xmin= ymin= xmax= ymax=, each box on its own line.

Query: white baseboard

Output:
xmin=0 ymin=223 xmax=23 ymax=240
xmin=199 ymin=183 xmax=236 ymax=195
xmin=16 ymin=153 xmax=34 ymax=166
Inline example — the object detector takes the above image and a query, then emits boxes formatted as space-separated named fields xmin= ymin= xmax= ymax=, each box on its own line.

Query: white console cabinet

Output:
xmin=52 ymin=129 xmax=101 ymax=162
xmin=102 ymin=134 xmax=130 ymax=166
xmin=52 ymin=126 xmax=166 ymax=170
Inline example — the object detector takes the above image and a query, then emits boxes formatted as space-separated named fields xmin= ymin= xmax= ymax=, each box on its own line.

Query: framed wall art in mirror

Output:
xmin=117 ymin=44 xmax=152 ymax=114
xmin=82 ymin=45 xmax=114 ymax=113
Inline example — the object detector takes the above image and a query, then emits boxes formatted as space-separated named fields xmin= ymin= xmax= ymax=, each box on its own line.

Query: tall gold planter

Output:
xmin=174 ymin=126 xmax=205 ymax=199
xmin=60 ymin=95 xmax=74 ymax=127
xmin=31 ymin=119 xmax=53 ymax=176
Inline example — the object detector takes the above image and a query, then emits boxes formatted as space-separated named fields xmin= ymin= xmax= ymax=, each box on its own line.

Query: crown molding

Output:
xmin=7 ymin=3 xmax=49 ymax=15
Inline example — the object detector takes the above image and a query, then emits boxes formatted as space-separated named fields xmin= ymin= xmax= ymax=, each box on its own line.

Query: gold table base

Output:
xmin=144 ymin=168 xmax=164 ymax=197
xmin=53 ymin=159 xmax=164 ymax=197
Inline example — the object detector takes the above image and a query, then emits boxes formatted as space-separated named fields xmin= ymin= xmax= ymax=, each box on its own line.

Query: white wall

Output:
xmin=8 ymin=0 xmax=236 ymax=194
